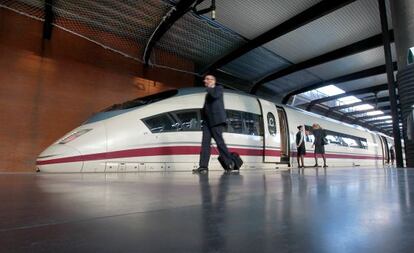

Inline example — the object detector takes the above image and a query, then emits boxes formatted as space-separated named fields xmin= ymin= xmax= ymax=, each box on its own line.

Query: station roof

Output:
xmin=1 ymin=0 xmax=399 ymax=135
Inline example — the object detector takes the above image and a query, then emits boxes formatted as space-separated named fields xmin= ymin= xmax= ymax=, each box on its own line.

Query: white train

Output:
xmin=36 ymin=88 xmax=395 ymax=172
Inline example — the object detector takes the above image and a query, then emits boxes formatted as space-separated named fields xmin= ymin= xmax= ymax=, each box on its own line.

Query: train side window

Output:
xmin=144 ymin=109 xmax=264 ymax=135
xmin=304 ymin=126 xmax=368 ymax=149
xmin=324 ymin=130 xmax=343 ymax=146
xmin=305 ymin=125 xmax=314 ymax=143
xmin=326 ymin=134 xmax=340 ymax=145
xmin=360 ymin=139 xmax=368 ymax=149
xmin=342 ymin=137 xmax=358 ymax=147
xmin=143 ymin=113 xmax=177 ymax=133
xmin=171 ymin=110 xmax=201 ymax=131
xmin=243 ymin=112 xmax=263 ymax=136
xmin=226 ymin=110 xmax=243 ymax=134
xmin=358 ymin=138 xmax=367 ymax=149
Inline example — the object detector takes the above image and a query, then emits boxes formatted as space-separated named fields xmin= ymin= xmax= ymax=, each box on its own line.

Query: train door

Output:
xmin=380 ymin=136 xmax=390 ymax=165
xmin=277 ymin=107 xmax=290 ymax=163
xmin=258 ymin=99 xmax=288 ymax=163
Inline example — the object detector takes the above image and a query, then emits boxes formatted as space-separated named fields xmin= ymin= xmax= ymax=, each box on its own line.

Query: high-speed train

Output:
xmin=36 ymin=88 xmax=395 ymax=172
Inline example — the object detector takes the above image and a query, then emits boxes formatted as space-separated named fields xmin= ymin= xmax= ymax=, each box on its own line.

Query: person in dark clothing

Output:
xmin=296 ymin=125 xmax=306 ymax=168
xmin=193 ymin=74 xmax=234 ymax=174
xmin=312 ymin=123 xmax=328 ymax=168
xmin=390 ymin=145 xmax=395 ymax=166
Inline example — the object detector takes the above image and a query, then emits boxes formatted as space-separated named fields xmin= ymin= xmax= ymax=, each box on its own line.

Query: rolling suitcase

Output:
xmin=218 ymin=152 xmax=243 ymax=171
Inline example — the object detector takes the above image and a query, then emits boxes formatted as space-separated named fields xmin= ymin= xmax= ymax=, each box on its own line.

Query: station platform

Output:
xmin=1 ymin=167 xmax=414 ymax=252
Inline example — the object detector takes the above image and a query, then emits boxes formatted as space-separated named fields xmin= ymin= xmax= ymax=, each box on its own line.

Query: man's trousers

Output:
xmin=199 ymin=124 xmax=232 ymax=168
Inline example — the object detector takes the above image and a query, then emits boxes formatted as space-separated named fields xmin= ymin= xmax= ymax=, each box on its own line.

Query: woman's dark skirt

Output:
xmin=314 ymin=144 xmax=325 ymax=154
xmin=297 ymin=145 xmax=306 ymax=156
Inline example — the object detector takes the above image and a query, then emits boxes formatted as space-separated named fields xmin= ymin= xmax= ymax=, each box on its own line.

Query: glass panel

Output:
xmin=305 ymin=125 xmax=368 ymax=149
xmin=326 ymin=134 xmax=341 ymax=145
xmin=361 ymin=140 xmax=368 ymax=148
xmin=173 ymin=110 xmax=201 ymax=131
xmin=226 ymin=110 xmax=244 ymax=134
xmin=305 ymin=125 xmax=315 ymax=143
xmin=243 ymin=112 xmax=263 ymax=136
xmin=342 ymin=137 xmax=358 ymax=147
xmin=143 ymin=109 xmax=264 ymax=136
xmin=143 ymin=114 xmax=176 ymax=133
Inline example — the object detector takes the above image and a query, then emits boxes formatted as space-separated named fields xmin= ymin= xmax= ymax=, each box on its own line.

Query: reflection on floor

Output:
xmin=1 ymin=167 xmax=414 ymax=253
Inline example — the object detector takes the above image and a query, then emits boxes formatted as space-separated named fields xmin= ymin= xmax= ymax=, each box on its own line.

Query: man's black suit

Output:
xmin=199 ymin=85 xmax=233 ymax=169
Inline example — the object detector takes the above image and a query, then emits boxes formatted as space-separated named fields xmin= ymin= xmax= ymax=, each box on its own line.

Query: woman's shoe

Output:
xmin=313 ymin=164 xmax=319 ymax=167
xmin=323 ymin=164 xmax=328 ymax=168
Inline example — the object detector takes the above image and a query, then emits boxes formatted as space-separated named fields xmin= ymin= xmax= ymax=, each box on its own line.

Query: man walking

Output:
xmin=193 ymin=74 xmax=234 ymax=173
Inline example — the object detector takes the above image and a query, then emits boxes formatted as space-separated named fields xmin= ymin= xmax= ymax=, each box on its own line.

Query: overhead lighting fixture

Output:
xmin=350 ymin=104 xmax=374 ymax=111
xmin=338 ymin=96 xmax=361 ymax=106
xmin=316 ymin=85 xmax=344 ymax=96
xmin=366 ymin=110 xmax=384 ymax=116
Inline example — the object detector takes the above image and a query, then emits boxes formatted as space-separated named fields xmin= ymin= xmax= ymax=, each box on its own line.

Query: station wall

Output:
xmin=0 ymin=9 xmax=194 ymax=172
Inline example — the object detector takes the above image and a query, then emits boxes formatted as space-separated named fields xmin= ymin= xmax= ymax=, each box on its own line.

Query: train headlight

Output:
xmin=58 ymin=129 xmax=92 ymax=144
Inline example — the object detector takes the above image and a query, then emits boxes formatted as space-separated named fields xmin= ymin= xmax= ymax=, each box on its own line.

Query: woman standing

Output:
xmin=312 ymin=123 xmax=328 ymax=168
xmin=390 ymin=145 xmax=395 ymax=166
xmin=296 ymin=125 xmax=306 ymax=168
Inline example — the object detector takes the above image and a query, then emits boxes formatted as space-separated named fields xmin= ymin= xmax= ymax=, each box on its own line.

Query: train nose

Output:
xmin=36 ymin=144 xmax=83 ymax=172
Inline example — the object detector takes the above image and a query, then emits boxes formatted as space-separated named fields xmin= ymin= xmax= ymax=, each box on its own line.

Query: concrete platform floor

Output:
xmin=1 ymin=167 xmax=414 ymax=253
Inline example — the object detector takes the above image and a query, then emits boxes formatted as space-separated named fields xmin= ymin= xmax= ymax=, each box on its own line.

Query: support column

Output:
xmin=43 ymin=0 xmax=54 ymax=40
xmin=390 ymin=0 xmax=414 ymax=167
xmin=379 ymin=0 xmax=403 ymax=167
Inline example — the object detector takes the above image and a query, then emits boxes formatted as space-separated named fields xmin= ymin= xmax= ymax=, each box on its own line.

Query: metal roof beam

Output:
xmin=143 ymin=0 xmax=199 ymax=65
xmin=346 ymin=110 xmax=396 ymax=124
xmin=305 ymin=83 xmax=389 ymax=111
xmin=329 ymin=101 xmax=368 ymax=111
xmin=342 ymin=105 xmax=391 ymax=116
xmin=313 ymin=104 xmax=383 ymax=132
xmin=359 ymin=116 xmax=393 ymax=123
xmin=252 ymin=30 xmax=394 ymax=93
xmin=376 ymin=123 xmax=393 ymax=127
xmin=382 ymin=126 xmax=402 ymax=131
xmin=282 ymin=62 xmax=397 ymax=104
xmin=203 ymin=0 xmax=356 ymax=74
xmin=324 ymin=96 xmax=391 ymax=117
xmin=368 ymin=120 xmax=393 ymax=125
xmin=328 ymin=96 xmax=391 ymax=111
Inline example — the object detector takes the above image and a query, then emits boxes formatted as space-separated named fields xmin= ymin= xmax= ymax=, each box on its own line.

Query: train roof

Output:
xmin=83 ymin=87 xmax=251 ymax=124
xmin=101 ymin=87 xmax=254 ymax=112
xmin=82 ymin=87 xmax=391 ymax=138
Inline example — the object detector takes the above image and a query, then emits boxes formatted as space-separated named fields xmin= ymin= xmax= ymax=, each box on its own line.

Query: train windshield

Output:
xmin=82 ymin=89 xmax=179 ymax=125
xmin=102 ymin=89 xmax=179 ymax=112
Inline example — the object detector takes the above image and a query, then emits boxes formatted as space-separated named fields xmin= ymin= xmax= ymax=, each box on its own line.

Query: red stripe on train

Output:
xmin=37 ymin=146 xmax=278 ymax=165
xmin=36 ymin=146 xmax=382 ymax=166
xmin=291 ymin=151 xmax=382 ymax=160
